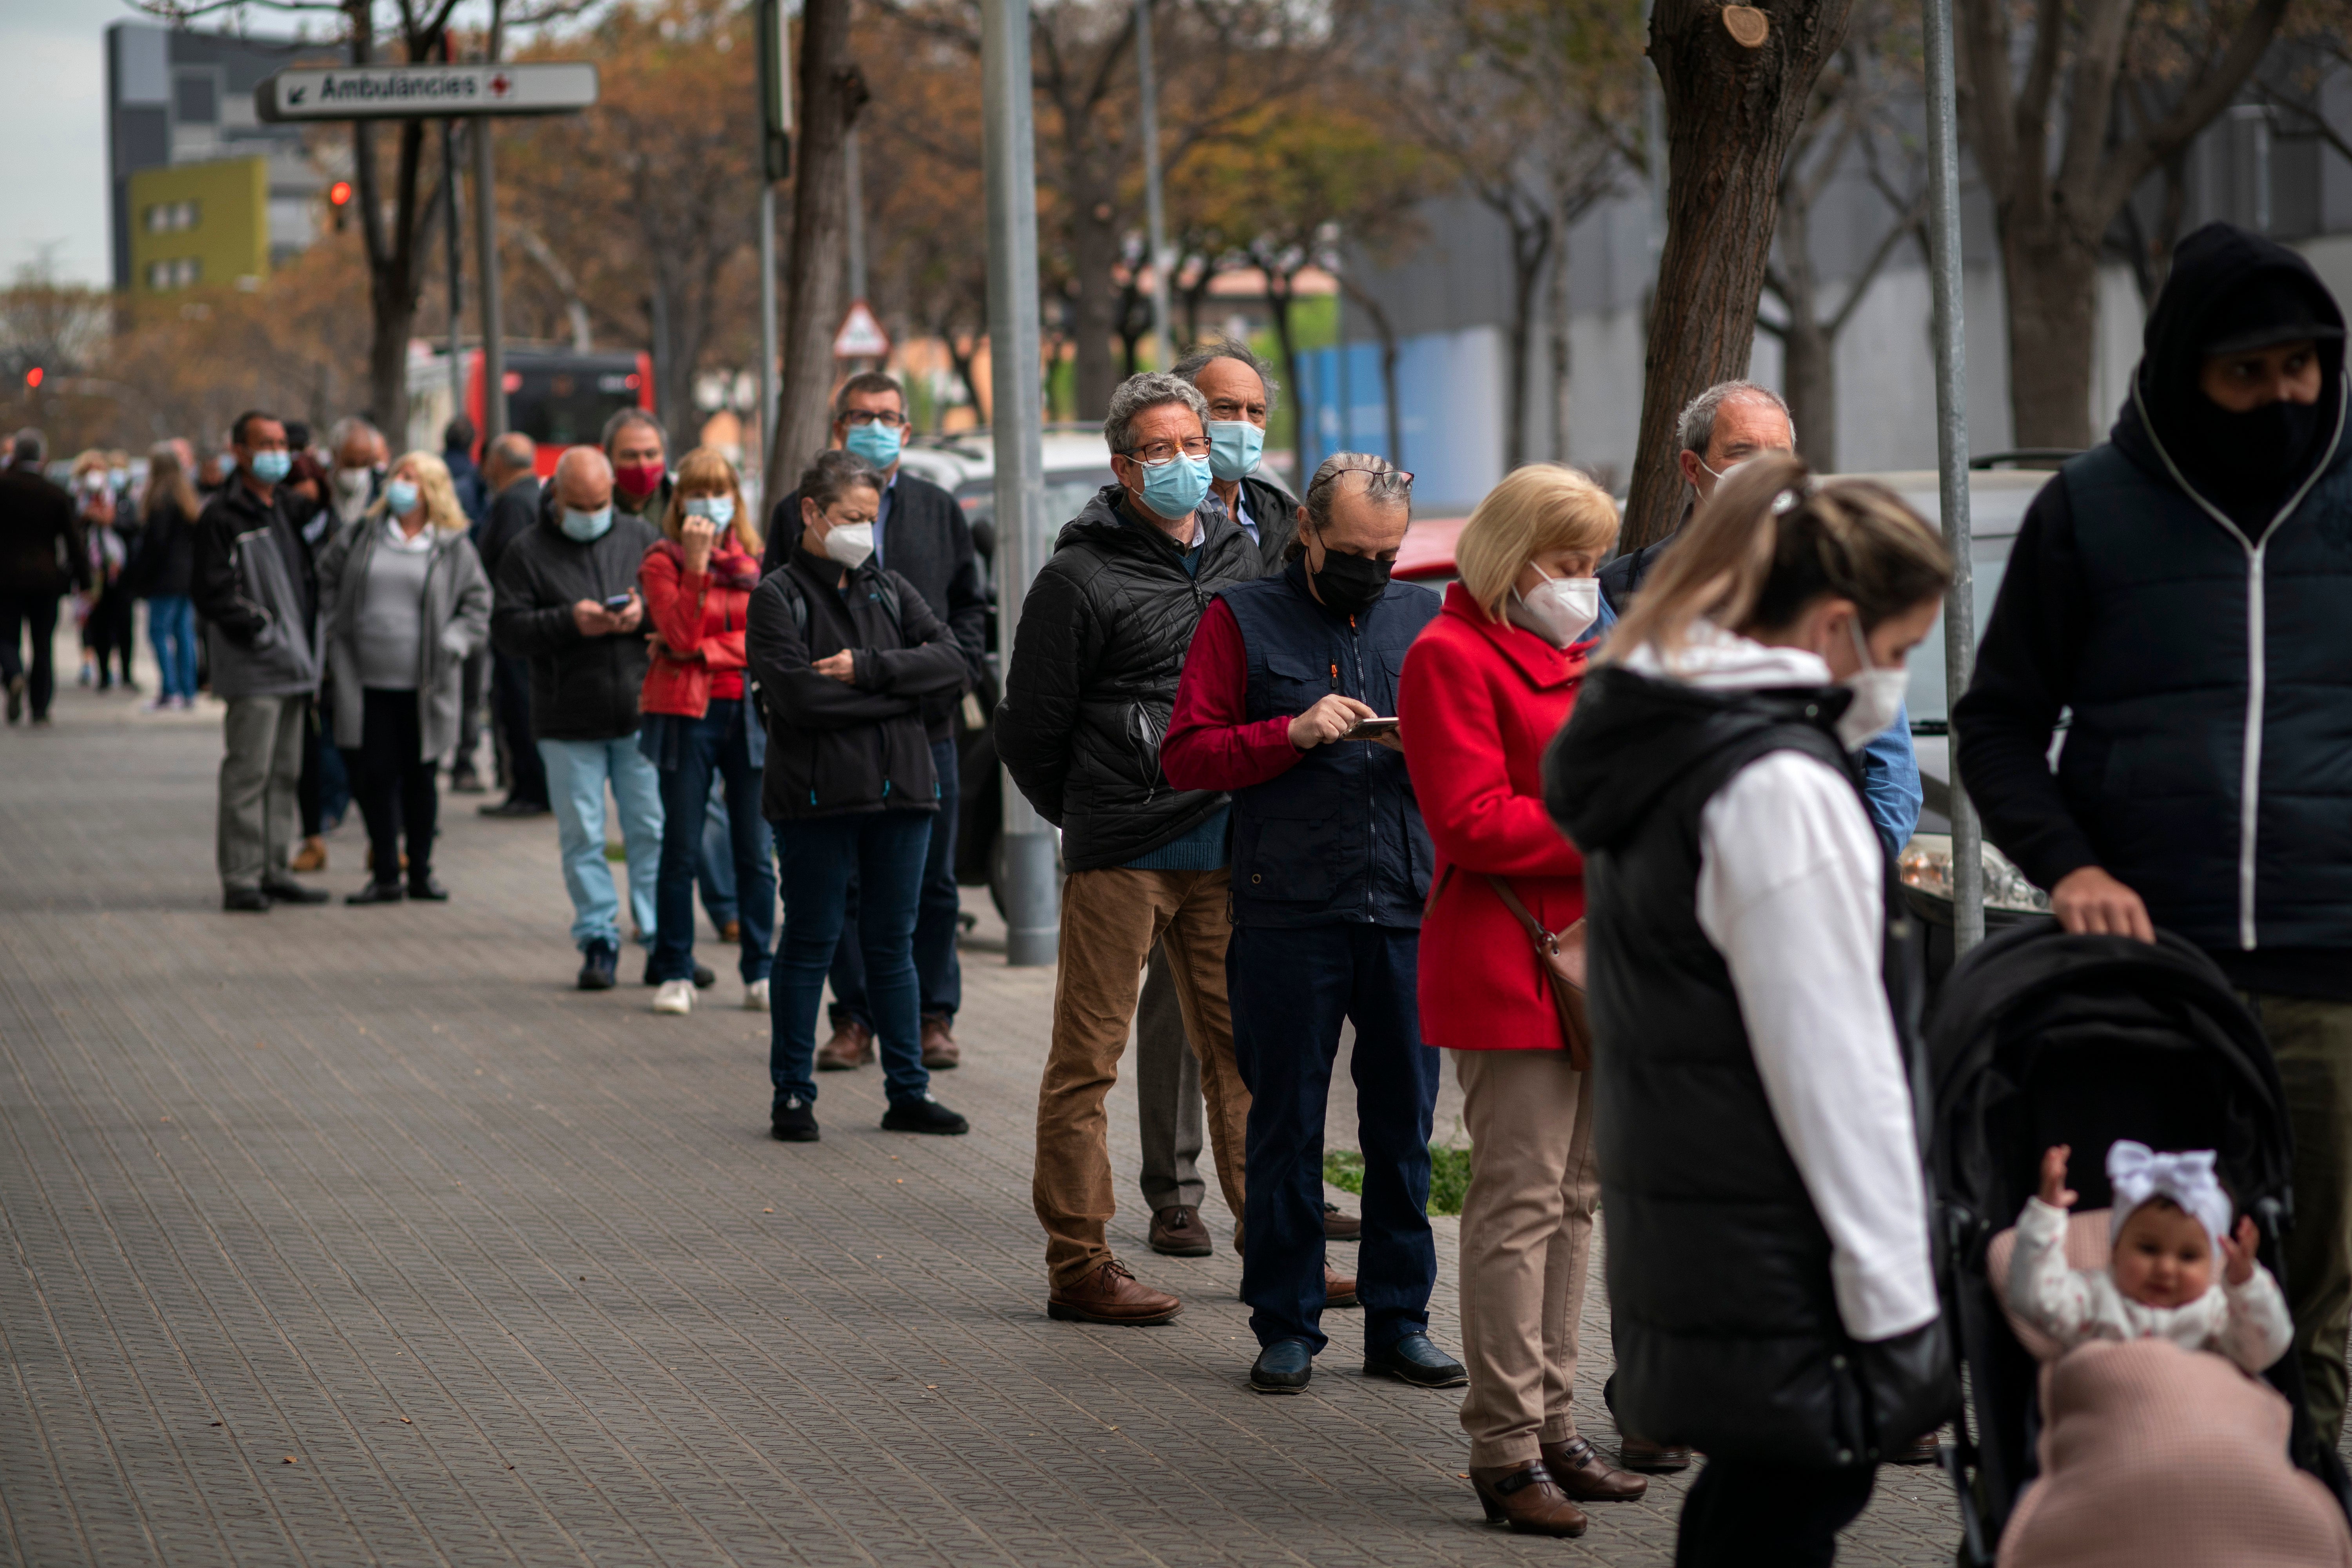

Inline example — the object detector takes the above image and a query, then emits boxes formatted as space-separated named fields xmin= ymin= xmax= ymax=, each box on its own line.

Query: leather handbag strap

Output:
xmin=1484 ymin=875 xmax=1552 ymax=947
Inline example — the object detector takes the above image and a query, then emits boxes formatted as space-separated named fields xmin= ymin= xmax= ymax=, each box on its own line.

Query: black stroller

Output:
xmin=1925 ymin=918 xmax=2352 ymax=1564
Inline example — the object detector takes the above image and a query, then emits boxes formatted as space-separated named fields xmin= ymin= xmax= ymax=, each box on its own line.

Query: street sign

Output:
xmin=256 ymin=62 xmax=598 ymax=122
xmin=833 ymin=300 xmax=891 ymax=360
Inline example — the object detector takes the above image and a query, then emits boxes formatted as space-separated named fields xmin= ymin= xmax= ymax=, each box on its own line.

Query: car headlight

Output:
xmin=1898 ymin=832 xmax=2051 ymax=914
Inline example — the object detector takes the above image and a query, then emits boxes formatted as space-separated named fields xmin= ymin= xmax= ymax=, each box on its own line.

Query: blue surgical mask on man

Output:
xmin=684 ymin=495 xmax=736 ymax=528
xmin=560 ymin=505 xmax=614 ymax=542
xmin=1208 ymin=420 xmax=1263 ymax=483
xmin=1134 ymin=451 xmax=1212 ymax=520
xmin=844 ymin=419 xmax=902 ymax=469
xmin=384 ymin=478 xmax=421 ymax=517
xmin=249 ymin=450 xmax=292 ymax=485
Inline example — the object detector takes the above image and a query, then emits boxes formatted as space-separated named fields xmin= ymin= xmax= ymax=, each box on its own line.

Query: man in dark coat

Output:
xmin=1955 ymin=222 xmax=2352 ymax=1441
xmin=474 ymin=432 xmax=550 ymax=817
xmin=762 ymin=371 xmax=987 ymax=1073
xmin=996 ymin=372 xmax=1262 ymax=1328
xmin=0 ymin=429 xmax=86 ymax=724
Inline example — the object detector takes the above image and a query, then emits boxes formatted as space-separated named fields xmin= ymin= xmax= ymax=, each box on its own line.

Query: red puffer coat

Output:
xmin=1397 ymin=581 xmax=1590 ymax=1051
xmin=638 ymin=538 xmax=758 ymax=718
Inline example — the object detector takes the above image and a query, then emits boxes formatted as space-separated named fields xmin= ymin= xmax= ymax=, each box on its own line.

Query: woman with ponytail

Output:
xmin=1544 ymin=456 xmax=1956 ymax=1564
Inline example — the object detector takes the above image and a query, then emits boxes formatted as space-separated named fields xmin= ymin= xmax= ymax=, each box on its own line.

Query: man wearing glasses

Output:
xmin=762 ymin=372 xmax=989 ymax=1074
xmin=996 ymin=372 xmax=1274 ymax=1326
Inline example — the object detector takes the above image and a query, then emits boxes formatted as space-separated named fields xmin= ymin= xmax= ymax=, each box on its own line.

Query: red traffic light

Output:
xmin=327 ymin=180 xmax=353 ymax=207
xmin=24 ymin=367 xmax=42 ymax=390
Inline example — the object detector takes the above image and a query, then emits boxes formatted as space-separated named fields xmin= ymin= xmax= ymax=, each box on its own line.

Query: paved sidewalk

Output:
xmin=0 ymin=669 xmax=1965 ymax=1566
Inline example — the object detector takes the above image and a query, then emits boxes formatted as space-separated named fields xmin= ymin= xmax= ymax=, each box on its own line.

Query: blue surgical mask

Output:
xmin=1134 ymin=452 xmax=1212 ymax=521
xmin=844 ymin=420 xmax=903 ymax=468
xmin=560 ymin=506 xmax=614 ymax=542
xmin=384 ymin=479 xmax=420 ymax=517
xmin=684 ymin=495 xmax=736 ymax=528
xmin=249 ymin=450 xmax=292 ymax=484
xmin=1208 ymin=420 xmax=1263 ymax=483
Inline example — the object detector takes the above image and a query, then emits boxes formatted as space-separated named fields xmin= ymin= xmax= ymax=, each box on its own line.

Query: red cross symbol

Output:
xmin=490 ymin=73 xmax=512 ymax=96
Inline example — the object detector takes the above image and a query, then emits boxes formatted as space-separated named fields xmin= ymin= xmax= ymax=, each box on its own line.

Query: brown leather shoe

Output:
xmin=1325 ymin=1266 xmax=1359 ymax=1309
xmin=290 ymin=836 xmax=327 ymax=874
xmin=815 ymin=1018 xmax=874 ymax=1071
xmin=1617 ymin=1433 xmax=1693 ymax=1473
xmin=1541 ymin=1435 xmax=1649 ymax=1501
xmin=1323 ymin=1202 xmax=1361 ymax=1240
xmin=1149 ymin=1205 xmax=1212 ymax=1257
xmin=920 ymin=1015 xmax=961 ymax=1069
xmin=1047 ymin=1260 xmax=1182 ymax=1326
xmin=1887 ymin=1430 xmax=1944 ymax=1466
xmin=1470 ymin=1463 xmax=1588 ymax=1537
xmin=719 ymin=919 xmax=740 ymax=944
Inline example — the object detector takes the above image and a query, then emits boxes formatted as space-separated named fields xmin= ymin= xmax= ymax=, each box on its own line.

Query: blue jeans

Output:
xmin=539 ymin=735 xmax=664 ymax=949
xmin=649 ymin=701 xmax=774 ymax=984
xmin=1231 ymin=922 xmax=1439 ymax=1354
xmin=826 ymin=736 xmax=964 ymax=1027
xmin=770 ymin=809 xmax=934 ymax=1110
xmin=145 ymin=595 xmax=198 ymax=700
xmin=699 ymin=779 xmax=739 ymax=929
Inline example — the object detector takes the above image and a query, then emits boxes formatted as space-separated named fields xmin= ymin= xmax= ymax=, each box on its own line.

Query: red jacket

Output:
xmin=1397 ymin=582 xmax=1590 ymax=1051
xmin=638 ymin=539 xmax=757 ymax=718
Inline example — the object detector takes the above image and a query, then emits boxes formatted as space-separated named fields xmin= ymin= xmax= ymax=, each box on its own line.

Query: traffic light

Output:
xmin=327 ymin=180 xmax=353 ymax=232
xmin=23 ymin=367 xmax=42 ymax=391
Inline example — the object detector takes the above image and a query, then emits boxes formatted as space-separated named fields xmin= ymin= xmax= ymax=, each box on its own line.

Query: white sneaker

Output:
xmin=744 ymin=978 xmax=770 ymax=1010
xmin=652 ymin=979 xmax=696 ymax=1015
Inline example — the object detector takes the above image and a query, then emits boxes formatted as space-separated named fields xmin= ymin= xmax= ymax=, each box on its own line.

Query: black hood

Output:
xmin=2115 ymin=222 xmax=2347 ymax=535
xmin=1543 ymin=664 xmax=1852 ymax=854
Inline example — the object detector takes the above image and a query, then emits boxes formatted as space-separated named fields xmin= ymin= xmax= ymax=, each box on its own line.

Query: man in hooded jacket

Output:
xmin=1954 ymin=222 xmax=2352 ymax=1440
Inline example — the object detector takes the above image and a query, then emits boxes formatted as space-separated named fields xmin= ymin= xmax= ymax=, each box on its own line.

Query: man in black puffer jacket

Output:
xmin=491 ymin=445 xmax=665 ymax=991
xmin=1955 ymin=222 xmax=2352 ymax=1439
xmin=996 ymin=372 xmax=1259 ymax=1327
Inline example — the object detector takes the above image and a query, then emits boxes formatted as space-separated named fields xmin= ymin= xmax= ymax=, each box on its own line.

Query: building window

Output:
xmin=144 ymin=200 xmax=200 ymax=233
xmin=145 ymin=258 xmax=201 ymax=291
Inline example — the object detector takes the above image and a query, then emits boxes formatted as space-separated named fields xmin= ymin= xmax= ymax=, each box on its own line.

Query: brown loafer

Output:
xmin=920 ymin=1014 xmax=961 ymax=1069
xmin=1324 ymin=1266 xmax=1359 ymax=1309
xmin=1541 ymin=1435 xmax=1649 ymax=1501
xmin=1047 ymin=1259 xmax=1182 ymax=1326
xmin=1887 ymin=1430 xmax=1944 ymax=1466
xmin=1323 ymin=1202 xmax=1361 ymax=1240
xmin=1470 ymin=1462 xmax=1588 ymax=1537
xmin=290 ymin=836 xmax=327 ymax=874
xmin=1617 ymin=1432 xmax=1693 ymax=1473
xmin=815 ymin=1018 xmax=874 ymax=1071
xmin=1149 ymin=1204 xmax=1213 ymax=1257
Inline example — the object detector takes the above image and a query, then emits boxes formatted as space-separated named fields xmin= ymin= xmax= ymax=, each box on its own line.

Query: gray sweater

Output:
xmin=356 ymin=538 xmax=430 ymax=689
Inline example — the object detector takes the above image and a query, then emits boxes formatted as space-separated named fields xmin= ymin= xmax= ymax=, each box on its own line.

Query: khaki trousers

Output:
xmin=1035 ymin=866 xmax=1250 ymax=1289
xmin=2254 ymin=993 xmax=2352 ymax=1444
xmin=1453 ymin=1046 xmax=1601 ymax=1468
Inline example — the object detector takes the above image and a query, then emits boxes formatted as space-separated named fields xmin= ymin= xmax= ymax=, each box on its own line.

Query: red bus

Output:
xmin=457 ymin=348 xmax=657 ymax=475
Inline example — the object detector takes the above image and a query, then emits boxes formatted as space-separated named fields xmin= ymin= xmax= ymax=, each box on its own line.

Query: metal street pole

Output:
xmin=983 ymin=0 xmax=1059 ymax=966
xmin=844 ymin=125 xmax=868 ymax=306
xmin=1135 ymin=0 xmax=1173 ymax=372
xmin=444 ymin=119 xmax=464 ymax=428
xmin=473 ymin=0 xmax=508 ymax=441
xmin=1922 ymin=0 xmax=1982 ymax=951
xmin=757 ymin=0 xmax=791 ymax=494
xmin=759 ymin=186 xmax=779 ymax=486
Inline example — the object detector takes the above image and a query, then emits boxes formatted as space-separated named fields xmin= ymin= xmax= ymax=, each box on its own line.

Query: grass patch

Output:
xmin=1324 ymin=1146 xmax=1473 ymax=1217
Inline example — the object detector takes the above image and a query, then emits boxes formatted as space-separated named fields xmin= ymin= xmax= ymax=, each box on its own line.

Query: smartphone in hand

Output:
xmin=602 ymin=593 xmax=635 ymax=613
xmin=1343 ymin=716 xmax=1401 ymax=741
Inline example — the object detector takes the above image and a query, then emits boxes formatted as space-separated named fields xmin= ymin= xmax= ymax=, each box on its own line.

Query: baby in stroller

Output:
xmin=2007 ymin=1139 xmax=2291 ymax=1375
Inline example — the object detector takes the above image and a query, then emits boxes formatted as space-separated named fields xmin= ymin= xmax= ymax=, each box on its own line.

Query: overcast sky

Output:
xmin=3 ymin=0 xmax=145 ymax=285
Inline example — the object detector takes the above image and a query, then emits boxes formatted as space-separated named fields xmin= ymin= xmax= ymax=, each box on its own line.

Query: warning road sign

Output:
xmin=833 ymin=301 xmax=891 ymax=360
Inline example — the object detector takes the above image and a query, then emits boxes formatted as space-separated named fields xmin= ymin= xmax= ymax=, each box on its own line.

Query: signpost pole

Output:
xmin=472 ymin=1 xmax=508 ymax=441
xmin=1922 ymin=0 xmax=1982 ymax=950
xmin=757 ymin=0 xmax=791 ymax=501
xmin=444 ymin=119 xmax=464 ymax=428
xmin=845 ymin=125 xmax=868 ymax=310
xmin=983 ymin=0 xmax=1058 ymax=967
xmin=1136 ymin=0 xmax=1172 ymax=372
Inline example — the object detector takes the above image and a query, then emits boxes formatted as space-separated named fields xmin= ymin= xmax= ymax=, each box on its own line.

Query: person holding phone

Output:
xmin=1161 ymin=453 xmax=1457 ymax=1396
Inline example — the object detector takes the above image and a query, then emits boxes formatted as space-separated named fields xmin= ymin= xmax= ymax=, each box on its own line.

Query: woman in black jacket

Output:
xmin=747 ymin=452 xmax=971 ymax=1143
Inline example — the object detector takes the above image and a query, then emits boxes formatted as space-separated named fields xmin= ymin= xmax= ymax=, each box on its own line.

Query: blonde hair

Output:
xmin=1455 ymin=465 xmax=1621 ymax=621
xmin=1605 ymin=454 xmax=1952 ymax=663
xmin=659 ymin=446 xmax=762 ymax=556
xmin=374 ymin=450 xmax=469 ymax=533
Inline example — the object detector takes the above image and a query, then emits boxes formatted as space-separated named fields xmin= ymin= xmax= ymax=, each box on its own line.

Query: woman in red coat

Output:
xmin=639 ymin=447 xmax=773 ymax=1016
xmin=1397 ymin=464 xmax=1641 ymax=1537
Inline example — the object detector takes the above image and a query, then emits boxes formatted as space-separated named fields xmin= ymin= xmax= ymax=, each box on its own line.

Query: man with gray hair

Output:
xmin=995 ymin=371 xmax=1270 ymax=1327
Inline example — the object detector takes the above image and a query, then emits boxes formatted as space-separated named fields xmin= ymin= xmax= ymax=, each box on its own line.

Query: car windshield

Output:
xmin=1884 ymin=470 xmax=2053 ymax=727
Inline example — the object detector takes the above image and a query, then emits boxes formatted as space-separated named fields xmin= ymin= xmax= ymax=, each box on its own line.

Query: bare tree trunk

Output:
xmin=1266 ymin=270 xmax=1306 ymax=482
xmin=1504 ymin=223 xmax=1549 ymax=472
xmin=767 ymin=0 xmax=866 ymax=502
xmin=1621 ymin=0 xmax=1855 ymax=550
xmin=1781 ymin=314 xmax=1836 ymax=471
xmin=1548 ymin=196 xmax=1573 ymax=465
xmin=2001 ymin=225 xmax=2100 ymax=451
xmin=1069 ymin=201 xmax=1122 ymax=419
xmin=1338 ymin=272 xmax=1403 ymax=465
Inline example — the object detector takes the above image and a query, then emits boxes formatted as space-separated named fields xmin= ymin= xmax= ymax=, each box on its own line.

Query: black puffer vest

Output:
xmin=1546 ymin=665 xmax=1955 ymax=1468
xmin=1221 ymin=563 xmax=1439 ymax=927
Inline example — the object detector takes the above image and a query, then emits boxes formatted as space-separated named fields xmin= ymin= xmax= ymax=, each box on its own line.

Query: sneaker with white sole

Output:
xmin=745 ymin=978 xmax=770 ymax=1010
xmin=652 ymin=978 xmax=696 ymax=1015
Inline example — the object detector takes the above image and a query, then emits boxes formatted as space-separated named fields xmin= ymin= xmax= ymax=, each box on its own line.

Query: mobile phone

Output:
xmin=1343 ymin=716 xmax=1401 ymax=741
xmin=602 ymin=593 xmax=634 ymax=612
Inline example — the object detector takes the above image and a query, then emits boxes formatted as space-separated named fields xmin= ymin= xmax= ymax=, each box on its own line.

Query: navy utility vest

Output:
xmin=2055 ymin=398 xmax=2352 ymax=954
xmin=1221 ymin=563 xmax=1441 ymax=928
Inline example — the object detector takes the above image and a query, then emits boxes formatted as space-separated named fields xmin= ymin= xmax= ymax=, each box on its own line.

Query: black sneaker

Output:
xmin=406 ymin=876 xmax=449 ymax=902
xmin=345 ymin=881 xmax=405 ymax=906
xmin=222 ymin=886 xmax=270 ymax=913
xmin=771 ymin=1096 xmax=819 ymax=1142
xmin=881 ymin=1094 xmax=969 ymax=1135
xmin=5 ymin=674 xmax=22 ymax=724
xmin=577 ymin=939 xmax=620 ymax=991
xmin=263 ymin=880 xmax=332 ymax=905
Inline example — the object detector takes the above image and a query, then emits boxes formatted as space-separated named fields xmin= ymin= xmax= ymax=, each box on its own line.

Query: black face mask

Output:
xmin=1309 ymin=546 xmax=1392 ymax=615
xmin=2188 ymin=394 xmax=2327 ymax=515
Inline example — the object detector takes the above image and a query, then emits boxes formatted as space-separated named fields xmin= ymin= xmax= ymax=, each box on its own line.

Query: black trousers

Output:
xmin=1675 ymin=1457 xmax=1876 ymax=1568
xmin=88 ymin=590 xmax=136 ymax=686
xmin=0 ymin=592 xmax=60 ymax=717
xmin=345 ymin=687 xmax=439 ymax=886
xmin=490 ymin=652 xmax=548 ymax=807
